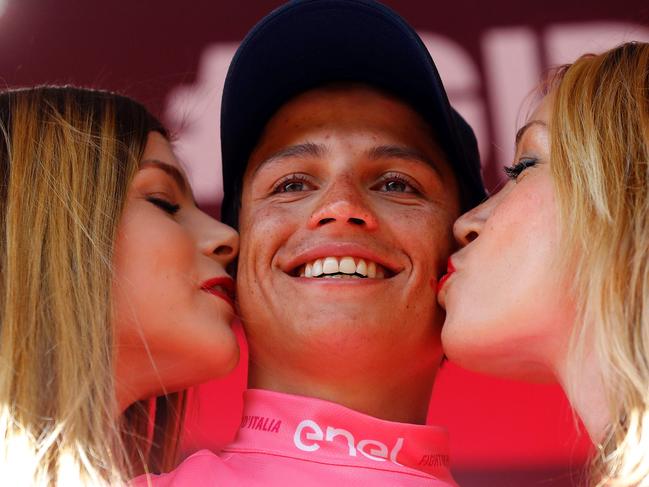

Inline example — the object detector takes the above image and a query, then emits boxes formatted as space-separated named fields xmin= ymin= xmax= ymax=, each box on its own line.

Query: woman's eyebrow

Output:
xmin=515 ymin=120 xmax=548 ymax=145
xmin=140 ymin=159 xmax=189 ymax=195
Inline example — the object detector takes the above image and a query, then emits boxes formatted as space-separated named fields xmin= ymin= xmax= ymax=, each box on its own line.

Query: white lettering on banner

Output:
xmin=483 ymin=23 xmax=649 ymax=169
xmin=165 ymin=43 xmax=237 ymax=203
xmin=545 ymin=22 xmax=649 ymax=66
xmin=293 ymin=419 xmax=404 ymax=464
xmin=165 ymin=22 xmax=649 ymax=204
xmin=419 ymin=32 xmax=489 ymax=165
xmin=482 ymin=27 xmax=540 ymax=170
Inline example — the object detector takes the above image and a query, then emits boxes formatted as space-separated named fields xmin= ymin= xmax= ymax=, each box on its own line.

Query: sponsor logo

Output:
xmin=293 ymin=419 xmax=404 ymax=464
xmin=241 ymin=415 xmax=282 ymax=433
xmin=418 ymin=454 xmax=450 ymax=467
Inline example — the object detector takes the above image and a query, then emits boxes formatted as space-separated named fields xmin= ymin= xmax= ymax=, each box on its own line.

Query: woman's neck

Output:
xmin=555 ymin=346 xmax=610 ymax=443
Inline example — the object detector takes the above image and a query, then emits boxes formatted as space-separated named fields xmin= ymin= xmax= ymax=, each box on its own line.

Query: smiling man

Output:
xmin=236 ymin=83 xmax=461 ymax=427
xmin=216 ymin=1 xmax=484 ymax=483
xmin=139 ymin=1 xmax=485 ymax=485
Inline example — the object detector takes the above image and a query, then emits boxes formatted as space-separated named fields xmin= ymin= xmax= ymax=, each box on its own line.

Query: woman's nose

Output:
xmin=453 ymin=196 xmax=495 ymax=246
xmin=199 ymin=214 xmax=239 ymax=265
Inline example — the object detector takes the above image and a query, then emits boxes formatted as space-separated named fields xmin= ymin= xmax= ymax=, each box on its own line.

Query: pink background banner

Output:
xmin=2 ymin=1 xmax=648 ymax=484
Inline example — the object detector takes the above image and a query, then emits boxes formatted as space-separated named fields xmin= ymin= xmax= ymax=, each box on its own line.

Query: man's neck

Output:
xmin=248 ymin=362 xmax=438 ymax=424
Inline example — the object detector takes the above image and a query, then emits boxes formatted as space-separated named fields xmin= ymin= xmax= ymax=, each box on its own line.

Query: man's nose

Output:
xmin=307 ymin=179 xmax=378 ymax=231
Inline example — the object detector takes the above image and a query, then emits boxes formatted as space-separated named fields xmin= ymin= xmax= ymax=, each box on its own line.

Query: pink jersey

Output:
xmin=134 ymin=389 xmax=458 ymax=486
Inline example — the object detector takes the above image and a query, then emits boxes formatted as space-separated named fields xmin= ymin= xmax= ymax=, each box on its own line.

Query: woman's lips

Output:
xmin=200 ymin=276 xmax=236 ymax=309
xmin=436 ymin=258 xmax=456 ymax=294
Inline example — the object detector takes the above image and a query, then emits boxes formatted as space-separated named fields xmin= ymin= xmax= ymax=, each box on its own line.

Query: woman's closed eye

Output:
xmin=504 ymin=158 xmax=538 ymax=181
xmin=146 ymin=195 xmax=180 ymax=215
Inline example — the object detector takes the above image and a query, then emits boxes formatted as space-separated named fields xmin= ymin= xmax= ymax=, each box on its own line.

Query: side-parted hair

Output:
xmin=0 ymin=86 xmax=185 ymax=485
xmin=549 ymin=42 xmax=649 ymax=486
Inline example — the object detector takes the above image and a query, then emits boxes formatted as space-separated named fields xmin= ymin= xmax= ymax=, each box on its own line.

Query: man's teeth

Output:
xmin=299 ymin=257 xmax=386 ymax=279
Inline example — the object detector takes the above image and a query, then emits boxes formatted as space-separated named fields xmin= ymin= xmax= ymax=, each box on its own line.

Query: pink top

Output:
xmin=133 ymin=389 xmax=458 ymax=486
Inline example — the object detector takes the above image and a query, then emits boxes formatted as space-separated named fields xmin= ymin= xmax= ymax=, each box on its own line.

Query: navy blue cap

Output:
xmin=220 ymin=0 xmax=486 ymax=227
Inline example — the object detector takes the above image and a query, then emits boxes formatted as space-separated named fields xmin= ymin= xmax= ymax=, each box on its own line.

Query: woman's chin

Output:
xmin=442 ymin=326 xmax=555 ymax=382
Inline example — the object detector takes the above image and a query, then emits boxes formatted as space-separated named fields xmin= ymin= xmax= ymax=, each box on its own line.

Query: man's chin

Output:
xmin=278 ymin=314 xmax=400 ymax=347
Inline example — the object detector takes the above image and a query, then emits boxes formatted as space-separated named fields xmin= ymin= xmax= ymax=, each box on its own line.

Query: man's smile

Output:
xmin=281 ymin=242 xmax=402 ymax=282
xmin=296 ymin=256 xmax=388 ymax=279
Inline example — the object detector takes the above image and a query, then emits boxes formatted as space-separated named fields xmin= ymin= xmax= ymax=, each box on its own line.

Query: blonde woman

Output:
xmin=438 ymin=42 xmax=649 ymax=486
xmin=0 ymin=86 xmax=240 ymax=486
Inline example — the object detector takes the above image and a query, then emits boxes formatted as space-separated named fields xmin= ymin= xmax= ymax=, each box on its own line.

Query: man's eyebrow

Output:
xmin=253 ymin=142 xmax=326 ymax=175
xmin=515 ymin=120 xmax=548 ymax=145
xmin=140 ymin=159 xmax=190 ymax=196
xmin=367 ymin=145 xmax=440 ymax=174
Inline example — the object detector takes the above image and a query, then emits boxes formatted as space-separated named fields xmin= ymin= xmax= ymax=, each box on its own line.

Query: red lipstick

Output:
xmin=200 ymin=276 xmax=236 ymax=309
xmin=436 ymin=258 xmax=456 ymax=294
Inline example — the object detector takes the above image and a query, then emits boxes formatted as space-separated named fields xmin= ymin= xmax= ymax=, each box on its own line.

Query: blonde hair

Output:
xmin=549 ymin=42 xmax=649 ymax=486
xmin=0 ymin=86 xmax=186 ymax=485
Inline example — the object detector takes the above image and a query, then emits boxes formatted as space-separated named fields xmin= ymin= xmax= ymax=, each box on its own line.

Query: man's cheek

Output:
xmin=245 ymin=205 xmax=286 ymax=233
xmin=258 ymin=202 xmax=303 ymax=221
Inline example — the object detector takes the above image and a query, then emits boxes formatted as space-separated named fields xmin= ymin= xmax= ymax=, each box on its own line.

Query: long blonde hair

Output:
xmin=0 ymin=86 xmax=186 ymax=485
xmin=549 ymin=42 xmax=649 ymax=486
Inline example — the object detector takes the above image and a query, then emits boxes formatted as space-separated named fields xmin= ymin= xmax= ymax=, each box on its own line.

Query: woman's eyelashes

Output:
xmin=146 ymin=195 xmax=180 ymax=215
xmin=504 ymin=157 xmax=538 ymax=181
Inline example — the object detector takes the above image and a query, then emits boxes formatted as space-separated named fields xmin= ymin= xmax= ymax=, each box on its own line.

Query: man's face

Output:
xmin=237 ymin=85 xmax=460 ymax=378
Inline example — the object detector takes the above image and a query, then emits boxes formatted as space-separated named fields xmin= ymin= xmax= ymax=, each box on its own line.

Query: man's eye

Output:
xmin=147 ymin=196 xmax=180 ymax=215
xmin=282 ymin=181 xmax=306 ymax=192
xmin=384 ymin=180 xmax=408 ymax=192
xmin=374 ymin=173 xmax=419 ymax=194
xmin=272 ymin=174 xmax=315 ymax=193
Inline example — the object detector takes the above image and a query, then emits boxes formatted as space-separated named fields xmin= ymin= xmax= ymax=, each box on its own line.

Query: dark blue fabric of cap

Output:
xmin=220 ymin=0 xmax=486 ymax=227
